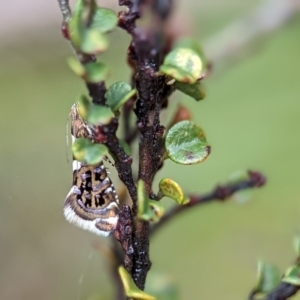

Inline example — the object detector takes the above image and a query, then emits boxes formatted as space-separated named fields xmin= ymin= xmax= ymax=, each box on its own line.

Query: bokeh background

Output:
xmin=1 ymin=1 xmax=300 ymax=299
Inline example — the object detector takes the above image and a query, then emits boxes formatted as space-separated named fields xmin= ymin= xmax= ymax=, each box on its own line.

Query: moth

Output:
xmin=64 ymin=103 xmax=119 ymax=237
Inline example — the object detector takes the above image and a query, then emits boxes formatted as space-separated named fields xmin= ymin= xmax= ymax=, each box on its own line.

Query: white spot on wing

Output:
xmin=73 ymin=160 xmax=82 ymax=171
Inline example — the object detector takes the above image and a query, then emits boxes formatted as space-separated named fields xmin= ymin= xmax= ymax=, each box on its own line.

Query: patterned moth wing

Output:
xmin=64 ymin=103 xmax=119 ymax=237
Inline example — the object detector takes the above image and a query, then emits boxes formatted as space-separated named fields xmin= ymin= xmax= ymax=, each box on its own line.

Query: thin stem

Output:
xmin=57 ymin=0 xmax=72 ymax=22
xmin=118 ymin=0 xmax=173 ymax=290
xmin=150 ymin=171 xmax=266 ymax=236
xmin=100 ymin=118 xmax=137 ymax=204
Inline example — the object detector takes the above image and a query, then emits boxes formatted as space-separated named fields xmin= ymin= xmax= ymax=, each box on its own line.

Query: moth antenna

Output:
xmin=65 ymin=110 xmax=71 ymax=164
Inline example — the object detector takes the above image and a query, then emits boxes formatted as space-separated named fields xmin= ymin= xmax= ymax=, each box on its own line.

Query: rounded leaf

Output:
xmin=119 ymin=266 xmax=156 ymax=300
xmin=87 ymin=105 xmax=114 ymax=125
xmin=90 ymin=8 xmax=118 ymax=33
xmin=84 ymin=62 xmax=109 ymax=83
xmin=67 ymin=57 xmax=85 ymax=77
xmin=173 ymin=38 xmax=206 ymax=66
xmin=159 ymin=178 xmax=189 ymax=205
xmin=160 ymin=48 xmax=203 ymax=84
xmin=72 ymin=138 xmax=108 ymax=165
xmin=282 ymin=265 xmax=300 ymax=286
xmin=256 ymin=261 xmax=282 ymax=294
xmin=81 ymin=28 xmax=108 ymax=54
xmin=68 ymin=59 xmax=109 ymax=83
xmin=174 ymin=81 xmax=205 ymax=101
xmin=165 ymin=120 xmax=210 ymax=165
xmin=106 ymin=81 xmax=136 ymax=111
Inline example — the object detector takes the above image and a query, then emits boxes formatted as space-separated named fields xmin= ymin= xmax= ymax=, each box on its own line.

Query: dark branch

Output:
xmin=150 ymin=171 xmax=266 ymax=236
xmin=114 ymin=205 xmax=135 ymax=277
xmin=249 ymin=283 xmax=300 ymax=300
xmin=98 ymin=117 xmax=137 ymax=203
xmin=265 ymin=283 xmax=300 ymax=300
xmin=118 ymin=0 xmax=173 ymax=290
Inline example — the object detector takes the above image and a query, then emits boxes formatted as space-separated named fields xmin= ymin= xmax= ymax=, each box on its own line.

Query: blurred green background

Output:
xmin=1 ymin=1 xmax=300 ymax=299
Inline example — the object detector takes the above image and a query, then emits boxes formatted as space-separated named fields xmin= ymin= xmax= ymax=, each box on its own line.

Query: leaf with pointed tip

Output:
xmin=72 ymin=138 xmax=108 ymax=165
xmin=119 ymin=266 xmax=156 ymax=300
xmin=106 ymin=81 xmax=136 ymax=111
xmin=165 ymin=120 xmax=210 ymax=165
xmin=160 ymin=48 xmax=203 ymax=84
xmin=158 ymin=178 xmax=189 ymax=205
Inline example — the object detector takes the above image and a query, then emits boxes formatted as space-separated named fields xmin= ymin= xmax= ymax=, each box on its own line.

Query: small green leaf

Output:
xmin=256 ymin=261 xmax=282 ymax=294
xmin=84 ymin=62 xmax=109 ymax=83
xmin=77 ymin=95 xmax=90 ymax=120
xmin=158 ymin=178 xmax=189 ymax=205
xmin=160 ymin=48 xmax=203 ymax=84
xmin=165 ymin=120 xmax=210 ymax=165
xmin=81 ymin=28 xmax=108 ymax=54
xmin=106 ymin=82 xmax=136 ymax=111
xmin=137 ymin=180 xmax=163 ymax=222
xmin=68 ymin=13 xmax=82 ymax=48
xmin=87 ymin=105 xmax=114 ymax=125
xmin=76 ymin=96 xmax=114 ymax=126
xmin=68 ymin=2 xmax=111 ymax=55
xmin=67 ymin=57 xmax=85 ymax=77
xmin=68 ymin=59 xmax=109 ymax=83
xmin=174 ymin=81 xmax=205 ymax=101
xmin=282 ymin=265 xmax=300 ymax=286
xmin=72 ymin=138 xmax=108 ymax=165
xmin=173 ymin=38 xmax=207 ymax=67
xmin=119 ymin=266 xmax=156 ymax=300
xmin=90 ymin=7 xmax=118 ymax=33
